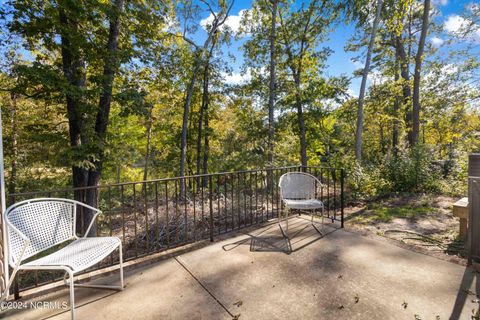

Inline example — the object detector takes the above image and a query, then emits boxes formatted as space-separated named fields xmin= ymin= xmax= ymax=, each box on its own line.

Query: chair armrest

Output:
xmin=1 ymin=221 xmax=29 ymax=301
xmin=4 ymin=218 xmax=30 ymax=267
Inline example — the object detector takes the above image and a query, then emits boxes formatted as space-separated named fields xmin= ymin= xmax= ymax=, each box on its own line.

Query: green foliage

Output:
xmin=385 ymin=145 xmax=442 ymax=192
xmin=0 ymin=0 xmax=478 ymax=201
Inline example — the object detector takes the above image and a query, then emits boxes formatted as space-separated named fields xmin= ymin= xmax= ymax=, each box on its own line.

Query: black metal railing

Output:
xmin=8 ymin=165 xmax=344 ymax=295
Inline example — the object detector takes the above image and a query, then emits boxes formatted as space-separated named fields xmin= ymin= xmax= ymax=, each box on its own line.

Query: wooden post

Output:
xmin=468 ymin=154 xmax=480 ymax=264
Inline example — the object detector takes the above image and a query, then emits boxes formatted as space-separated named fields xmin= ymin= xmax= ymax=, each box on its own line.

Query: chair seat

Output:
xmin=283 ymin=199 xmax=324 ymax=210
xmin=23 ymin=237 xmax=120 ymax=273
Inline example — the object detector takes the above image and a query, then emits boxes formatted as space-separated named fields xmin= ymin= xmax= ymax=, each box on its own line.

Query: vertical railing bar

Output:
xmin=174 ymin=179 xmax=179 ymax=244
xmin=217 ymin=175 xmax=221 ymax=235
xmin=243 ymin=172 xmax=247 ymax=226
xmin=133 ymin=183 xmax=138 ymax=258
xmin=183 ymin=177 xmax=188 ymax=243
xmin=201 ymin=178 xmax=205 ymax=237
xmin=155 ymin=181 xmax=159 ymax=251
xmin=341 ymin=169 xmax=345 ymax=228
xmin=265 ymin=170 xmax=268 ymax=221
xmin=249 ymin=172 xmax=253 ymax=225
xmin=144 ymin=181 xmax=149 ymax=254
xmin=255 ymin=171 xmax=258 ymax=224
xmin=260 ymin=170 xmax=265 ymax=222
xmin=209 ymin=175 xmax=214 ymax=242
xmin=165 ymin=181 xmax=170 ymax=248
xmin=231 ymin=173 xmax=234 ymax=229
xmin=236 ymin=172 xmax=241 ymax=227
xmin=224 ymin=174 xmax=229 ymax=232
xmin=333 ymin=169 xmax=337 ymax=221
xmin=121 ymin=185 xmax=126 ymax=246
xmin=327 ymin=169 xmax=330 ymax=218
xmin=192 ymin=178 xmax=197 ymax=241
xmin=274 ymin=169 xmax=278 ymax=220
xmin=108 ymin=186 xmax=113 ymax=265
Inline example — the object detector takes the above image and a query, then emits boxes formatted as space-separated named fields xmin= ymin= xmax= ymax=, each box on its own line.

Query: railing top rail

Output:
xmin=9 ymin=165 xmax=343 ymax=198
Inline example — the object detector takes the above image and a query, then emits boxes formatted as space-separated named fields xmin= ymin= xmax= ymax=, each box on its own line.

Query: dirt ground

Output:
xmin=343 ymin=193 xmax=467 ymax=265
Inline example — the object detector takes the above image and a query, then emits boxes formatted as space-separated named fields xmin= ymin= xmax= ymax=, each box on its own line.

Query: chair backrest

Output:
xmin=5 ymin=198 xmax=77 ymax=266
xmin=278 ymin=172 xmax=322 ymax=200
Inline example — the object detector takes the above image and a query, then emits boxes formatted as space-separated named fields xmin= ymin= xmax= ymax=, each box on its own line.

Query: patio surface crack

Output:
xmin=174 ymin=256 xmax=235 ymax=318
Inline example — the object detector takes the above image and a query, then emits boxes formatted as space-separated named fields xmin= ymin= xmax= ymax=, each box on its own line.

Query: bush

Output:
xmin=340 ymin=144 xmax=451 ymax=201
xmin=384 ymin=144 xmax=442 ymax=193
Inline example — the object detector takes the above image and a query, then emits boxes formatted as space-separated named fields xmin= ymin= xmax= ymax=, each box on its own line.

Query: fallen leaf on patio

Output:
xmin=233 ymin=300 xmax=243 ymax=307
xmin=473 ymin=308 xmax=480 ymax=320
xmin=337 ymin=274 xmax=343 ymax=279
xmin=338 ymin=305 xmax=344 ymax=310
xmin=464 ymin=288 xmax=478 ymax=296
xmin=414 ymin=315 xmax=421 ymax=320
xmin=402 ymin=301 xmax=408 ymax=309
xmin=354 ymin=294 xmax=359 ymax=303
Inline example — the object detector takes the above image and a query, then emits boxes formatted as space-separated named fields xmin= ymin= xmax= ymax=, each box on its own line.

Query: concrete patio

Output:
xmin=1 ymin=216 xmax=478 ymax=320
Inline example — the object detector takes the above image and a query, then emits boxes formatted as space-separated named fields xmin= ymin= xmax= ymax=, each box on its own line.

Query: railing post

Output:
xmin=468 ymin=154 xmax=480 ymax=264
xmin=208 ymin=175 xmax=214 ymax=242
xmin=340 ymin=169 xmax=345 ymax=228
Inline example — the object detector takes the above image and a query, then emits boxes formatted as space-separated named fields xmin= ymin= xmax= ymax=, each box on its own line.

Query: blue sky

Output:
xmin=192 ymin=0 xmax=478 ymax=96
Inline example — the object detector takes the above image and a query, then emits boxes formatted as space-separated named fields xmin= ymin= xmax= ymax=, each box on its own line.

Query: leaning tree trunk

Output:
xmin=179 ymin=5 xmax=232 ymax=195
xmin=355 ymin=0 xmax=383 ymax=161
xmin=196 ymin=41 xmax=215 ymax=187
xmin=267 ymin=0 xmax=278 ymax=167
xmin=180 ymin=54 xmax=202 ymax=195
xmin=395 ymin=35 xmax=412 ymax=145
xmin=202 ymin=103 xmax=209 ymax=188
xmin=411 ymin=0 xmax=431 ymax=145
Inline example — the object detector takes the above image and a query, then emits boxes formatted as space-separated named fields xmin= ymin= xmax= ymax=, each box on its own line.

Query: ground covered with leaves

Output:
xmin=344 ymin=193 xmax=466 ymax=265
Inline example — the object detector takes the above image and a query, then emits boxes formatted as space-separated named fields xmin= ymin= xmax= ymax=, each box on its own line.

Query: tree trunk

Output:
xmin=58 ymin=6 xmax=89 ymax=233
xmin=179 ymin=4 xmax=232 ymax=194
xmin=202 ymin=104 xmax=209 ymax=188
xmin=412 ymin=0 xmax=431 ymax=145
xmin=8 ymin=93 xmax=18 ymax=196
xmin=267 ymin=0 xmax=278 ymax=167
xmin=180 ymin=54 xmax=202 ymax=195
xmin=195 ymin=71 xmax=206 ymax=186
xmin=142 ymin=108 xmax=153 ymax=195
xmin=196 ymin=41 xmax=215 ymax=187
xmin=293 ymin=74 xmax=307 ymax=167
xmin=395 ymin=35 xmax=412 ymax=145
xmin=392 ymin=49 xmax=400 ymax=157
xmin=355 ymin=0 xmax=383 ymax=161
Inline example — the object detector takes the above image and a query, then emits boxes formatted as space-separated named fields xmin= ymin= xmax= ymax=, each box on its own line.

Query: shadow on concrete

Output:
xmin=222 ymin=216 xmax=341 ymax=254
xmin=41 ymin=291 xmax=119 ymax=320
xmin=449 ymin=266 xmax=479 ymax=320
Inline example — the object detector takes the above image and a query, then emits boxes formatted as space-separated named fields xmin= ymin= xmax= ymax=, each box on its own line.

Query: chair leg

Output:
xmin=63 ymin=245 xmax=124 ymax=291
xmin=278 ymin=207 xmax=289 ymax=239
xmin=119 ymin=242 xmax=124 ymax=290
xmin=69 ymin=271 xmax=75 ymax=320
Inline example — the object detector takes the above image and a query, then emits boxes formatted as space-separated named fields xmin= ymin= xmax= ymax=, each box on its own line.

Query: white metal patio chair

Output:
xmin=278 ymin=172 xmax=325 ymax=238
xmin=1 ymin=198 xmax=123 ymax=320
